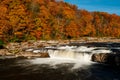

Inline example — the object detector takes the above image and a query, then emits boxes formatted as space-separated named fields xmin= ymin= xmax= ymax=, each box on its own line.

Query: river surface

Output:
xmin=0 ymin=42 xmax=120 ymax=80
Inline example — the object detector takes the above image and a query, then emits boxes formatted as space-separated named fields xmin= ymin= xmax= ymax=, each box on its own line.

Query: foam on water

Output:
xmin=29 ymin=57 xmax=92 ymax=69
xmin=28 ymin=46 xmax=96 ymax=69
xmin=29 ymin=58 xmax=74 ymax=65
xmin=92 ymin=49 xmax=112 ymax=53
xmin=73 ymin=46 xmax=95 ymax=52
xmin=57 ymin=46 xmax=76 ymax=50
xmin=27 ymin=45 xmax=112 ymax=69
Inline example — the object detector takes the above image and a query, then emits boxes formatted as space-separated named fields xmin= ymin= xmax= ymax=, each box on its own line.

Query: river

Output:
xmin=0 ymin=42 xmax=120 ymax=80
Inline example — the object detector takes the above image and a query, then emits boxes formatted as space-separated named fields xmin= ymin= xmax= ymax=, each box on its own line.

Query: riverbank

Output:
xmin=0 ymin=37 xmax=120 ymax=58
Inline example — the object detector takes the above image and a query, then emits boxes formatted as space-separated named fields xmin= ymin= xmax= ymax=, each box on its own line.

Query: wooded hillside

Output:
xmin=0 ymin=0 xmax=120 ymax=42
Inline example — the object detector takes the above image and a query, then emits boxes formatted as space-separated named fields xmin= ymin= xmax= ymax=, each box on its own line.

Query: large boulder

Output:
xmin=91 ymin=53 xmax=120 ymax=66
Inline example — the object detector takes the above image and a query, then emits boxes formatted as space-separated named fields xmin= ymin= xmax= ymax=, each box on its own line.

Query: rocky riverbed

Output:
xmin=0 ymin=38 xmax=120 ymax=80
xmin=0 ymin=37 xmax=120 ymax=58
xmin=0 ymin=40 xmax=60 ymax=58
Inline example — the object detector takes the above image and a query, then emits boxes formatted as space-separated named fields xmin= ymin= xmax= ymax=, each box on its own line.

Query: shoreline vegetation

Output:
xmin=0 ymin=37 xmax=120 ymax=58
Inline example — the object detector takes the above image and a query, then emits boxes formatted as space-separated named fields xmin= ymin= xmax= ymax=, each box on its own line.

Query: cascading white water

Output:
xmin=48 ymin=50 xmax=75 ymax=59
xmin=48 ymin=49 xmax=92 ymax=62
xmin=47 ymin=46 xmax=96 ymax=62
xmin=27 ymin=46 xmax=95 ymax=69
xmin=28 ymin=45 xmax=112 ymax=69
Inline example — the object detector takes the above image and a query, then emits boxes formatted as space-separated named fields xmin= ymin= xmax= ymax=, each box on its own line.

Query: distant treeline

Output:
xmin=0 ymin=0 xmax=120 ymax=42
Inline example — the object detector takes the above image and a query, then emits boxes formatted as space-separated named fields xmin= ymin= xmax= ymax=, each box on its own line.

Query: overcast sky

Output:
xmin=64 ymin=0 xmax=120 ymax=15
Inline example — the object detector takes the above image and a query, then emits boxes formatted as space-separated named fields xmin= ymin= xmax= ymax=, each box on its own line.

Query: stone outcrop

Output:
xmin=0 ymin=49 xmax=13 ymax=56
xmin=16 ymin=51 xmax=50 ymax=58
xmin=0 ymin=48 xmax=50 ymax=58
xmin=0 ymin=41 xmax=51 ymax=58
xmin=91 ymin=53 xmax=120 ymax=66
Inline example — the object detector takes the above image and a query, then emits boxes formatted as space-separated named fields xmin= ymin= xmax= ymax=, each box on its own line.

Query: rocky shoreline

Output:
xmin=0 ymin=37 xmax=120 ymax=59
xmin=0 ymin=40 xmax=66 ymax=58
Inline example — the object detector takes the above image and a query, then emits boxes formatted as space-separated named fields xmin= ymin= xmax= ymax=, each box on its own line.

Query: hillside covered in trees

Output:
xmin=0 ymin=0 xmax=120 ymax=42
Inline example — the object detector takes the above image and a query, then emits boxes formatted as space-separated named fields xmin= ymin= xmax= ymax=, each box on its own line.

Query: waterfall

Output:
xmin=48 ymin=49 xmax=92 ymax=62
xmin=28 ymin=45 xmax=112 ymax=69
xmin=48 ymin=50 xmax=75 ymax=59
xmin=29 ymin=48 xmax=93 ymax=69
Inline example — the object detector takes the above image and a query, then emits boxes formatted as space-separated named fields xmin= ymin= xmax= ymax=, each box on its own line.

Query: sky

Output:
xmin=64 ymin=0 xmax=120 ymax=15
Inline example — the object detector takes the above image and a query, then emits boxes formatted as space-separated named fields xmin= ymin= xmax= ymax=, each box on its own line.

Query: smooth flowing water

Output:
xmin=0 ymin=42 xmax=120 ymax=80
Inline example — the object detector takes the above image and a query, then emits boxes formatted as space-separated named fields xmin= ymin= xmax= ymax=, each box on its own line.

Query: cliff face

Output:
xmin=0 ymin=0 xmax=120 ymax=42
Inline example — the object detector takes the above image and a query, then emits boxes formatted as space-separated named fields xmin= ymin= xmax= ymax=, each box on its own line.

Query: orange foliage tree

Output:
xmin=0 ymin=0 xmax=120 ymax=42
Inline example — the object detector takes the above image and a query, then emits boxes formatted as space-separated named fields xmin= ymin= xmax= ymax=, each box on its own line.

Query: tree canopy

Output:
xmin=0 ymin=0 xmax=120 ymax=42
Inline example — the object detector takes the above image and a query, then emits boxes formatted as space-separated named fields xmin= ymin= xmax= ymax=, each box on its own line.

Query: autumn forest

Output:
xmin=0 ymin=0 xmax=120 ymax=42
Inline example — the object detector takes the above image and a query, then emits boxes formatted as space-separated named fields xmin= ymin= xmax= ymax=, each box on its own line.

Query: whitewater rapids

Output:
xmin=26 ymin=45 xmax=112 ymax=69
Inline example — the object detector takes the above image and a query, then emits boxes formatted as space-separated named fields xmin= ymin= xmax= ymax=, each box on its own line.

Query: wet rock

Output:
xmin=91 ymin=53 xmax=120 ymax=66
xmin=16 ymin=51 xmax=50 ymax=58
xmin=111 ymin=48 xmax=120 ymax=54
xmin=0 ymin=48 xmax=50 ymax=59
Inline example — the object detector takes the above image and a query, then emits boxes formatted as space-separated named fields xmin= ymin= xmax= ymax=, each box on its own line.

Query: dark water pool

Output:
xmin=0 ymin=58 xmax=120 ymax=80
